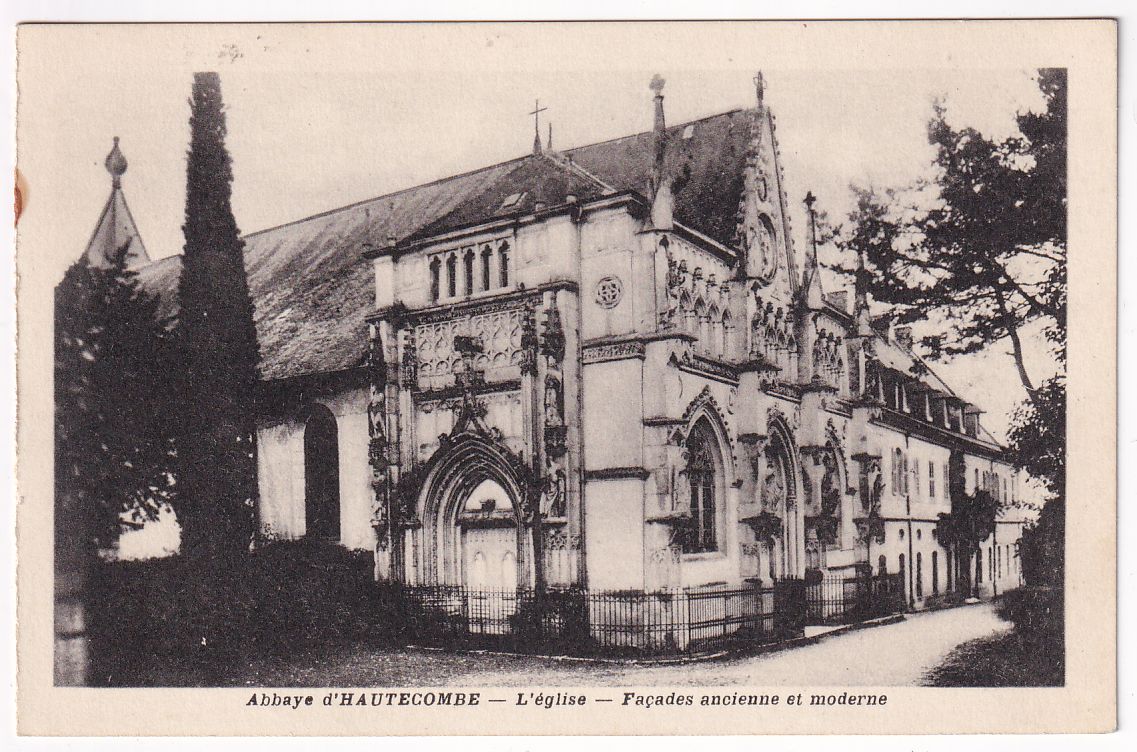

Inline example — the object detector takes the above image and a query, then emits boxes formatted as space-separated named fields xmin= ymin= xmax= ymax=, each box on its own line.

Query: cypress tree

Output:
xmin=175 ymin=71 xmax=260 ymax=561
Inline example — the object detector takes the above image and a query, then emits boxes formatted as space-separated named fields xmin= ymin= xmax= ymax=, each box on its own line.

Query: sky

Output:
xmin=17 ymin=23 xmax=1058 ymax=445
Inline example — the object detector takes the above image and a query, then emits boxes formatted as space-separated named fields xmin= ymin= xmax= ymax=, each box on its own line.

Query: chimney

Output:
xmin=648 ymin=74 xmax=673 ymax=230
xmin=895 ymin=326 xmax=913 ymax=350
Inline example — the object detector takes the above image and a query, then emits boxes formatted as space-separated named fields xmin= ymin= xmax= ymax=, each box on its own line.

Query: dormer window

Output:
xmin=499 ymin=192 xmax=525 ymax=212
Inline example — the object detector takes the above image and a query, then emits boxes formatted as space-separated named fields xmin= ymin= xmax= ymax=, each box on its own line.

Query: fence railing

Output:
xmin=805 ymin=572 xmax=906 ymax=625
xmin=378 ymin=580 xmax=807 ymax=657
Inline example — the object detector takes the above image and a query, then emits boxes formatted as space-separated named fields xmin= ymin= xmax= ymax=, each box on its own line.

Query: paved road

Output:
xmin=445 ymin=602 xmax=1011 ymax=687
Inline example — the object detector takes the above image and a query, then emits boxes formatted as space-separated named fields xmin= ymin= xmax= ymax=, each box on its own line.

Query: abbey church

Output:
xmin=82 ymin=73 xmax=1026 ymax=615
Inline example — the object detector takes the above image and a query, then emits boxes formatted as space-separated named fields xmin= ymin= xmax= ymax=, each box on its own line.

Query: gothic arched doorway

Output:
xmin=417 ymin=435 xmax=531 ymax=589
xmin=304 ymin=404 xmax=340 ymax=540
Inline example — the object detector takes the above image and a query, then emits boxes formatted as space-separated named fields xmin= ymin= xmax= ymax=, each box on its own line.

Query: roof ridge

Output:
xmin=240 ymin=107 xmax=749 ymax=243
xmin=565 ymin=107 xmax=747 ymax=154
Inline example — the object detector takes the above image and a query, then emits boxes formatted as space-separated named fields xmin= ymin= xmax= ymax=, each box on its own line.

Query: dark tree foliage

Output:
xmin=55 ymin=243 xmax=177 ymax=549
xmin=933 ymin=451 xmax=999 ymax=597
xmin=840 ymin=69 xmax=1066 ymax=397
xmin=836 ymin=70 xmax=1067 ymax=584
xmin=175 ymin=71 xmax=260 ymax=560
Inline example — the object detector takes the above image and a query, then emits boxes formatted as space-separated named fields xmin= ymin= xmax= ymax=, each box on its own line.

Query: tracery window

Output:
xmin=684 ymin=421 xmax=720 ymax=554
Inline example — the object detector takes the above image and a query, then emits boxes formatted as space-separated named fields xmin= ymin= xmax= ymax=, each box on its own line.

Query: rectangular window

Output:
xmin=928 ymin=460 xmax=936 ymax=498
xmin=943 ymin=462 xmax=950 ymax=497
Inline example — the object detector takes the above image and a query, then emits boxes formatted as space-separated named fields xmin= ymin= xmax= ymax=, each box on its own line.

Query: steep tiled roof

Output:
xmin=139 ymin=110 xmax=753 ymax=382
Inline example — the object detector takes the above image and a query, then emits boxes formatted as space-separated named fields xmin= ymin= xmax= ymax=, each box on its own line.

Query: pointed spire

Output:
xmin=547 ymin=122 xmax=553 ymax=152
xmin=83 ymin=137 xmax=149 ymax=269
xmin=802 ymin=192 xmax=824 ymax=308
xmin=754 ymin=72 xmax=766 ymax=108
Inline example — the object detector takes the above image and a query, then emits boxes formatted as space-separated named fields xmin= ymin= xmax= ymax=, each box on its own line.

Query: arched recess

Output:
xmin=417 ymin=434 xmax=531 ymax=587
xmin=304 ymin=404 xmax=341 ymax=541
xmin=763 ymin=414 xmax=802 ymax=577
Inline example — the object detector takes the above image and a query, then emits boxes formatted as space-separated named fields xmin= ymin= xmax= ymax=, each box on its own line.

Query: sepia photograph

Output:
xmin=13 ymin=19 xmax=1116 ymax=736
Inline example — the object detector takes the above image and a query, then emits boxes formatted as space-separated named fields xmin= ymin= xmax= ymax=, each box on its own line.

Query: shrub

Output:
xmin=996 ymin=586 xmax=1064 ymax=651
xmin=87 ymin=540 xmax=397 ymax=686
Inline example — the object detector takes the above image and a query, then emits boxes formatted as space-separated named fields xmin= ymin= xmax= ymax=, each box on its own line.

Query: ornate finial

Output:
xmin=529 ymin=99 xmax=548 ymax=155
xmin=105 ymin=136 xmax=128 ymax=187
xmin=754 ymin=72 xmax=766 ymax=106
xmin=649 ymin=74 xmax=666 ymax=96
xmin=804 ymin=191 xmax=816 ymax=211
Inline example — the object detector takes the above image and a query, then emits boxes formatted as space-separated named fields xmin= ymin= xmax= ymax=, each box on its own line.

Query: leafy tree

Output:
xmin=55 ymin=242 xmax=177 ymax=550
xmin=835 ymin=69 xmax=1067 ymax=584
xmin=175 ymin=71 xmax=260 ymax=560
xmin=840 ymin=69 xmax=1065 ymax=400
xmin=933 ymin=452 xmax=999 ymax=597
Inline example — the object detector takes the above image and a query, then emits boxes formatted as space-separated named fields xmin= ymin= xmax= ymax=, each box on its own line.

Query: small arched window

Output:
xmin=481 ymin=246 xmax=493 ymax=291
xmin=498 ymin=242 xmax=511 ymax=288
xmin=878 ymin=554 xmax=887 ymax=575
xmin=932 ymin=551 xmax=939 ymax=595
xmin=429 ymin=257 xmax=441 ymax=302
xmin=916 ymin=552 xmax=923 ymax=598
xmin=446 ymin=254 xmax=457 ymax=298
xmin=463 ymin=248 xmax=475 ymax=295
xmin=684 ymin=420 xmax=721 ymax=554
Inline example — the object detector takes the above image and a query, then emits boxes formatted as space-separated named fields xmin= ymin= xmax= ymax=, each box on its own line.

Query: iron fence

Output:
xmin=379 ymin=580 xmax=806 ymax=656
xmin=805 ymin=572 xmax=906 ymax=625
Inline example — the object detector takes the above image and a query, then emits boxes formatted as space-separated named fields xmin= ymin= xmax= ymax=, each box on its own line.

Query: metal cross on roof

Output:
xmin=530 ymin=99 xmax=548 ymax=154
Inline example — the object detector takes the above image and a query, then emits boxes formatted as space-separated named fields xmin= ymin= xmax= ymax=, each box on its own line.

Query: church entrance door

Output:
xmin=455 ymin=478 xmax=520 ymax=634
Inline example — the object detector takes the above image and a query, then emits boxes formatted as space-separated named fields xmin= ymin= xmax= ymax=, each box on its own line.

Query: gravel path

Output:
xmin=221 ymin=602 xmax=1011 ymax=688
xmin=444 ymin=602 xmax=1012 ymax=687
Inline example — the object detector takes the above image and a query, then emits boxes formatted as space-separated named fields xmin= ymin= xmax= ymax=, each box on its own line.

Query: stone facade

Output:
xmin=229 ymin=76 xmax=1025 ymax=608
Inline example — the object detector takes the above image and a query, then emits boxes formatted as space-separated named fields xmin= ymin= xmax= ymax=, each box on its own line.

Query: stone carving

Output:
xmin=540 ymin=303 xmax=566 ymax=364
xmin=595 ymin=276 xmax=623 ymax=309
xmin=414 ymin=307 xmax=525 ymax=385
xmin=812 ymin=325 xmax=846 ymax=389
xmin=519 ymin=302 xmax=539 ymax=376
xmin=400 ymin=327 xmax=417 ymax=386
xmin=583 ymin=341 xmax=645 ymax=364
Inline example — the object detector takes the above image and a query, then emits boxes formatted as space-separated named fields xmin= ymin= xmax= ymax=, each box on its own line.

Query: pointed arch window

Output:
xmin=446 ymin=254 xmax=457 ymax=298
xmin=481 ymin=245 xmax=493 ymax=291
xmin=463 ymin=248 xmax=475 ymax=295
xmin=429 ymin=257 xmax=442 ymax=302
xmin=498 ymin=242 xmax=511 ymax=288
xmin=684 ymin=421 xmax=721 ymax=554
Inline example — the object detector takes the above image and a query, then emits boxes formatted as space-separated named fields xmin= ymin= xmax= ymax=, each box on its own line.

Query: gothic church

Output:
xmin=82 ymin=74 xmax=1026 ymax=609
